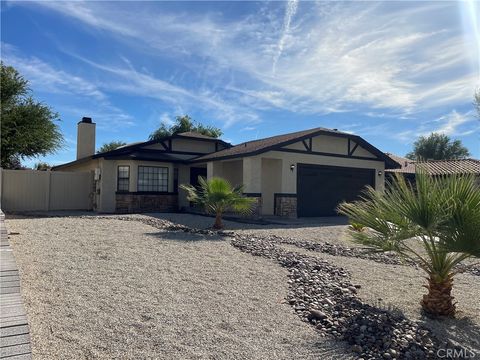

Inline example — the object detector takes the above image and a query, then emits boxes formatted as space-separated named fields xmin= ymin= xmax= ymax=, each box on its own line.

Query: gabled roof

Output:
xmin=52 ymin=132 xmax=229 ymax=170
xmin=53 ymin=127 xmax=400 ymax=170
xmin=386 ymin=157 xmax=480 ymax=175
xmin=94 ymin=131 xmax=230 ymax=158
xmin=193 ymin=127 xmax=400 ymax=169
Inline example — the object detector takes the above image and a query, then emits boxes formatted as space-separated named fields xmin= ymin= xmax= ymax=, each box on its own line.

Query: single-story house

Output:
xmin=385 ymin=153 xmax=480 ymax=183
xmin=53 ymin=117 xmax=400 ymax=217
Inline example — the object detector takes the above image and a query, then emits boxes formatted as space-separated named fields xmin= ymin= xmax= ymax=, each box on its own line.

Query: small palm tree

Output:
xmin=180 ymin=177 xmax=256 ymax=229
xmin=338 ymin=172 xmax=480 ymax=317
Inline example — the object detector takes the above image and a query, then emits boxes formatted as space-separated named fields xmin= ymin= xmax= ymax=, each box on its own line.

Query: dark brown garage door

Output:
xmin=297 ymin=164 xmax=375 ymax=217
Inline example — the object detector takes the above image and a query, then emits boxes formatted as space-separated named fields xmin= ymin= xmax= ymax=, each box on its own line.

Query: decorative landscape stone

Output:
xmin=98 ymin=215 xmax=474 ymax=359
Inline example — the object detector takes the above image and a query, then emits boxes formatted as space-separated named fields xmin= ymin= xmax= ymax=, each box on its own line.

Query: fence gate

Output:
xmin=0 ymin=169 xmax=93 ymax=212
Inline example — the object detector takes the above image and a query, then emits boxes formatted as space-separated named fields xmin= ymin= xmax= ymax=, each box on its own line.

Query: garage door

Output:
xmin=297 ymin=164 xmax=375 ymax=217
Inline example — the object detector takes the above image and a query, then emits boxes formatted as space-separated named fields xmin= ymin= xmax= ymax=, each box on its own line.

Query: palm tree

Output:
xmin=180 ymin=177 xmax=256 ymax=229
xmin=337 ymin=172 xmax=480 ymax=317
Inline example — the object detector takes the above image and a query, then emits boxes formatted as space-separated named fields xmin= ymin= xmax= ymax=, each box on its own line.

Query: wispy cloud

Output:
xmin=62 ymin=52 xmax=260 ymax=128
xmin=396 ymin=110 xmax=478 ymax=141
xmin=159 ymin=113 xmax=174 ymax=126
xmin=434 ymin=110 xmax=477 ymax=136
xmin=1 ymin=42 xmax=135 ymax=128
xmin=27 ymin=1 xmax=137 ymax=37
xmin=1 ymin=42 xmax=107 ymax=102
xmin=272 ymin=0 xmax=298 ymax=74
xmin=16 ymin=1 xmax=480 ymax=121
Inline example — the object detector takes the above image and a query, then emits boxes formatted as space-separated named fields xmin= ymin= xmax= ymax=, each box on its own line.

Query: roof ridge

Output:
xmin=238 ymin=127 xmax=339 ymax=145
xmin=415 ymin=158 xmax=474 ymax=163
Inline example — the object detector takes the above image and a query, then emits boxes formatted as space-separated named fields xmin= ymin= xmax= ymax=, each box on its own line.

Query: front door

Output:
xmin=190 ymin=167 xmax=207 ymax=188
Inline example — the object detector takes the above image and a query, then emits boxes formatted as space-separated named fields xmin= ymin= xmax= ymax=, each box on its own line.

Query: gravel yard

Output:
xmin=6 ymin=212 xmax=480 ymax=358
xmin=151 ymin=213 xmax=353 ymax=247
xmin=7 ymin=216 xmax=346 ymax=360
xmin=144 ymin=213 xmax=480 ymax=352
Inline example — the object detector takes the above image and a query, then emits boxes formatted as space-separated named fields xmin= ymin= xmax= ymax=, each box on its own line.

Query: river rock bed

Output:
xmin=230 ymin=234 xmax=450 ymax=360
xmin=270 ymin=235 xmax=480 ymax=277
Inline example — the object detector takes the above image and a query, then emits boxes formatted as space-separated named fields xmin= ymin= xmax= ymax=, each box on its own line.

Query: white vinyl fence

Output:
xmin=0 ymin=169 xmax=93 ymax=212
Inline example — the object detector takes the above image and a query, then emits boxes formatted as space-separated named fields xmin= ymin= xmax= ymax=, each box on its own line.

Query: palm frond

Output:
xmin=180 ymin=177 xmax=255 ymax=216
xmin=437 ymin=174 xmax=480 ymax=256
xmin=338 ymin=171 xmax=480 ymax=281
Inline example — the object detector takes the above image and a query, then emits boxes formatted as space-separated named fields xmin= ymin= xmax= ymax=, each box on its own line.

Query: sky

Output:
xmin=1 ymin=1 xmax=479 ymax=166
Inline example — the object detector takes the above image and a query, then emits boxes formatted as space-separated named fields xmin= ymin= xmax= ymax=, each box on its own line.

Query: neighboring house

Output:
xmin=385 ymin=153 xmax=480 ymax=182
xmin=53 ymin=117 xmax=400 ymax=217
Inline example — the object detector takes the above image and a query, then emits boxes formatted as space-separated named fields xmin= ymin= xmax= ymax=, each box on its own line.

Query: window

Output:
xmin=117 ymin=166 xmax=130 ymax=192
xmin=138 ymin=166 xmax=168 ymax=192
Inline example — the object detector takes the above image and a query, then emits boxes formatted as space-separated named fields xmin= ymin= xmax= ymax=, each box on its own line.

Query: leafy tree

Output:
xmin=180 ymin=177 xmax=255 ymax=229
xmin=149 ymin=115 xmax=222 ymax=140
xmin=97 ymin=141 xmax=127 ymax=153
xmin=34 ymin=162 xmax=52 ymax=171
xmin=338 ymin=172 xmax=480 ymax=317
xmin=1 ymin=63 xmax=63 ymax=168
xmin=406 ymin=133 xmax=470 ymax=161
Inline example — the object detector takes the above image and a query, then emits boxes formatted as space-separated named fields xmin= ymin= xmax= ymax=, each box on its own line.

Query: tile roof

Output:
xmin=386 ymin=157 xmax=480 ymax=175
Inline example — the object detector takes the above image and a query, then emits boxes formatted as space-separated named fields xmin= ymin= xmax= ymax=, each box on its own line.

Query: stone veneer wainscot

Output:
xmin=274 ymin=194 xmax=297 ymax=218
xmin=116 ymin=193 xmax=178 ymax=213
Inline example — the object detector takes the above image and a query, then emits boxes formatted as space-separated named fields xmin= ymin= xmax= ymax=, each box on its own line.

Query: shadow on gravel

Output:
xmin=419 ymin=316 xmax=480 ymax=353
xmin=144 ymin=231 xmax=226 ymax=242
xmin=145 ymin=212 xmax=349 ymax=230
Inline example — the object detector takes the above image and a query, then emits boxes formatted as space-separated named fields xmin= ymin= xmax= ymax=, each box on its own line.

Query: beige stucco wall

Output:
xmin=242 ymin=157 xmax=262 ymax=193
xmin=284 ymin=136 xmax=376 ymax=159
xmin=173 ymin=138 xmax=216 ymax=153
xmin=207 ymin=161 xmax=223 ymax=179
xmin=221 ymin=160 xmax=243 ymax=186
xmin=351 ymin=145 xmax=377 ymax=158
xmin=143 ymin=138 xmax=220 ymax=153
xmin=261 ymin=158 xmax=282 ymax=215
xmin=77 ymin=122 xmax=96 ymax=159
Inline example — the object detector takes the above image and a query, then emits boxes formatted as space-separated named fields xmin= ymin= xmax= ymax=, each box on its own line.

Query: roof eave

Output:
xmin=192 ymin=129 xmax=401 ymax=168
xmin=51 ymin=156 xmax=94 ymax=171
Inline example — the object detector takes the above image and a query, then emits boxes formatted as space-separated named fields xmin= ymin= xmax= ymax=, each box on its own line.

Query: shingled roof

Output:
xmin=175 ymin=131 xmax=218 ymax=140
xmin=386 ymin=157 xmax=480 ymax=175
xmin=52 ymin=131 xmax=230 ymax=170
xmin=193 ymin=127 xmax=400 ymax=168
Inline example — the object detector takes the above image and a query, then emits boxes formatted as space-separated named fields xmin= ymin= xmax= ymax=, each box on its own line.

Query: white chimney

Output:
xmin=77 ymin=117 xmax=96 ymax=159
